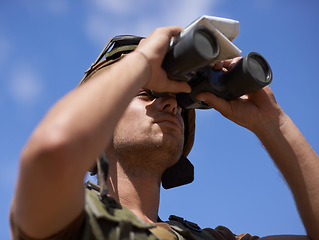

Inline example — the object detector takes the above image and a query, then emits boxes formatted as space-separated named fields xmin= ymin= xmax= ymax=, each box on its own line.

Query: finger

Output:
xmin=212 ymin=60 xmax=233 ymax=71
xmin=212 ymin=61 xmax=224 ymax=70
xmin=222 ymin=59 xmax=234 ymax=68
xmin=166 ymin=25 xmax=184 ymax=38
xmin=212 ymin=57 xmax=242 ymax=71
xmin=196 ymin=92 xmax=229 ymax=111
xmin=226 ymin=57 xmax=242 ymax=69
xmin=164 ymin=80 xmax=191 ymax=94
xmin=149 ymin=26 xmax=183 ymax=41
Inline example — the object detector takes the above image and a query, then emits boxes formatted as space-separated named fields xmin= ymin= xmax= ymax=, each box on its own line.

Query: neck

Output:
xmin=106 ymin=161 xmax=161 ymax=224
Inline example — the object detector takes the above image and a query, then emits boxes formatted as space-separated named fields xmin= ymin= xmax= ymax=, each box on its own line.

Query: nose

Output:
xmin=158 ymin=93 xmax=181 ymax=115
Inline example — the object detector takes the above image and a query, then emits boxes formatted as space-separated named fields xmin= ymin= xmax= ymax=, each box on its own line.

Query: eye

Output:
xmin=137 ymin=90 xmax=156 ymax=100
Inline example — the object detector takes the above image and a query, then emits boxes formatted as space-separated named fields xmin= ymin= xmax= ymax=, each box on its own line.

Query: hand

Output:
xmin=197 ymin=58 xmax=285 ymax=134
xmin=134 ymin=26 xmax=191 ymax=94
xmin=212 ymin=57 xmax=242 ymax=72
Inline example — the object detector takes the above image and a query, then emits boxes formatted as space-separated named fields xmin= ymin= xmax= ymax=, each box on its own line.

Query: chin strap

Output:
xmin=96 ymin=153 xmax=109 ymax=201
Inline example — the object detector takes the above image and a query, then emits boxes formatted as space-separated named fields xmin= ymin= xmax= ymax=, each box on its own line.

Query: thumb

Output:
xmin=165 ymin=80 xmax=191 ymax=94
xmin=197 ymin=92 xmax=233 ymax=117
xmin=196 ymin=92 xmax=223 ymax=108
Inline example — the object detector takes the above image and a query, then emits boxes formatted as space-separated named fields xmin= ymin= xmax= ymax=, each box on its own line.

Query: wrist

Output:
xmin=253 ymin=109 xmax=290 ymax=141
xmin=130 ymin=50 xmax=152 ymax=87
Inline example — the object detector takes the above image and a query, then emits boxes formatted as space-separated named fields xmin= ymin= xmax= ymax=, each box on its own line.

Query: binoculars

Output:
xmin=162 ymin=19 xmax=273 ymax=109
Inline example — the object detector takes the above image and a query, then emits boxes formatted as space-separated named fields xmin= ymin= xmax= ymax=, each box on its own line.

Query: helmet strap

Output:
xmin=97 ymin=152 xmax=109 ymax=200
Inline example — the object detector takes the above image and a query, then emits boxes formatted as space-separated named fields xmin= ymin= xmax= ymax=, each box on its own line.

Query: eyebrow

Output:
xmin=136 ymin=89 xmax=161 ymax=98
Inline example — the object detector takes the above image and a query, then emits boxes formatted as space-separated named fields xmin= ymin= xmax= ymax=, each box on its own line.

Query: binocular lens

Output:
xmin=194 ymin=29 xmax=218 ymax=59
xmin=247 ymin=55 xmax=272 ymax=84
xmin=162 ymin=27 xmax=220 ymax=80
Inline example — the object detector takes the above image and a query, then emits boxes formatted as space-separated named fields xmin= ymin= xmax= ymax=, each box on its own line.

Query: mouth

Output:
xmin=158 ymin=120 xmax=181 ymax=129
xmin=155 ymin=115 xmax=183 ymax=131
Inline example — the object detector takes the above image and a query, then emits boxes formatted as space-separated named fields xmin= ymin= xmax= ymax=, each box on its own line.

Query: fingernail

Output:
xmin=229 ymin=60 xmax=236 ymax=68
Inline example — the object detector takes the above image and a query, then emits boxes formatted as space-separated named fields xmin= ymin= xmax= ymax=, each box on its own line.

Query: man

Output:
xmin=10 ymin=26 xmax=319 ymax=239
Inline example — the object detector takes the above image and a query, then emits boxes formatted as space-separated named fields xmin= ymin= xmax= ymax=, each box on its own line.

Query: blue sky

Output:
xmin=1 ymin=0 xmax=318 ymax=239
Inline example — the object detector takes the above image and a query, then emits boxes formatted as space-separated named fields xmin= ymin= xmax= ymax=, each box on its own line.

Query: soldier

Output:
xmin=10 ymin=26 xmax=319 ymax=240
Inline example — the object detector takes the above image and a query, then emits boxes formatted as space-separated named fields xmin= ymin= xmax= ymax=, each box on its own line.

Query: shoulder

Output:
xmin=166 ymin=215 xmax=259 ymax=240
xmin=83 ymin=182 xmax=158 ymax=239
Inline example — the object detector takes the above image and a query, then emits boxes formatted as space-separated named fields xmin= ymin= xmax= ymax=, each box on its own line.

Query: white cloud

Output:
xmin=92 ymin=0 xmax=135 ymax=14
xmin=10 ymin=63 xmax=44 ymax=105
xmin=165 ymin=0 xmax=218 ymax=26
xmin=85 ymin=0 xmax=220 ymax=47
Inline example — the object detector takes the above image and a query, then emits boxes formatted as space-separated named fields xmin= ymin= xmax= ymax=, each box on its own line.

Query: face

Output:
xmin=110 ymin=89 xmax=185 ymax=171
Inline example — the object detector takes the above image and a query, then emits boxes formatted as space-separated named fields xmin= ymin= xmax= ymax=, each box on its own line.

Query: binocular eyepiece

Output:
xmin=162 ymin=25 xmax=273 ymax=109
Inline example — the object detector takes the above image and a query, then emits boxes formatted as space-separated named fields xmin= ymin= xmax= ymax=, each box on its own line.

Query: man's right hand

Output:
xmin=135 ymin=26 xmax=191 ymax=94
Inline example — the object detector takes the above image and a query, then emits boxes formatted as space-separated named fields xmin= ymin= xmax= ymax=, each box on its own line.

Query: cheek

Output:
xmin=113 ymin=102 xmax=151 ymax=140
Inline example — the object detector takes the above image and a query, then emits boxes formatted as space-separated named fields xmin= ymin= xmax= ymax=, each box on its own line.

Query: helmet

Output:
xmin=80 ymin=35 xmax=195 ymax=189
